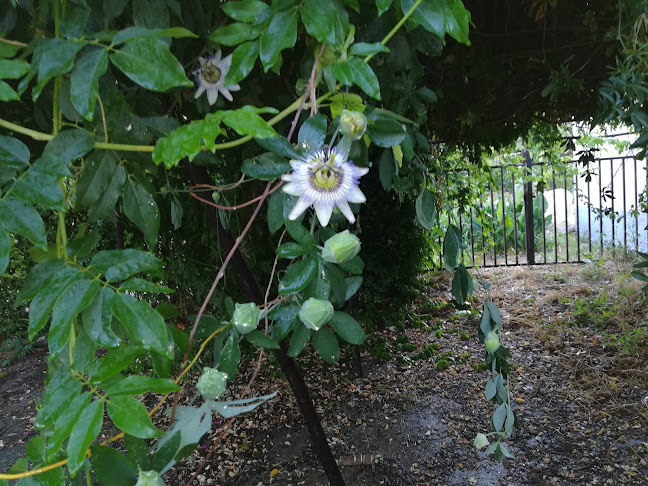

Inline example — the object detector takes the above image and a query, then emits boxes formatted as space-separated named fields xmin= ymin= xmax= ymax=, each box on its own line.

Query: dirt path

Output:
xmin=1 ymin=262 xmax=647 ymax=485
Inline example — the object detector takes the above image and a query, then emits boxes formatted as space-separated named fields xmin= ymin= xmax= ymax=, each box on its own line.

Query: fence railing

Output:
xmin=440 ymin=152 xmax=648 ymax=268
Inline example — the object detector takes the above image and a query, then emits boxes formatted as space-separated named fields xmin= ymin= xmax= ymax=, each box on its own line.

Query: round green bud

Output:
xmin=196 ymin=367 xmax=228 ymax=399
xmin=232 ymin=302 xmax=261 ymax=334
xmin=484 ymin=331 xmax=500 ymax=354
xmin=299 ymin=298 xmax=334 ymax=331
xmin=339 ymin=109 xmax=368 ymax=140
xmin=136 ymin=470 xmax=164 ymax=486
xmin=321 ymin=230 xmax=361 ymax=264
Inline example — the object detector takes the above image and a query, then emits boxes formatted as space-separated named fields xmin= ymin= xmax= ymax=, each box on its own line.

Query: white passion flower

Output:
xmin=193 ymin=51 xmax=240 ymax=105
xmin=281 ymin=147 xmax=369 ymax=227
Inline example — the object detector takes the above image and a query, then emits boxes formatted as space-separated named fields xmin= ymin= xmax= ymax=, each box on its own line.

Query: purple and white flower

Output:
xmin=193 ymin=51 xmax=240 ymax=105
xmin=281 ymin=147 xmax=369 ymax=227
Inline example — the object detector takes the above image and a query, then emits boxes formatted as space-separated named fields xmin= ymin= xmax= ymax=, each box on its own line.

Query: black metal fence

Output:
xmin=441 ymin=153 xmax=648 ymax=268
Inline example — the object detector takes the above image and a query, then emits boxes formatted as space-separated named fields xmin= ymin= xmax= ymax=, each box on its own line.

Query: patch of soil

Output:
xmin=1 ymin=262 xmax=647 ymax=485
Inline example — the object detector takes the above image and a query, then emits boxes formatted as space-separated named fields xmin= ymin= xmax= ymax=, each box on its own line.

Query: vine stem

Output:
xmin=189 ymin=180 xmax=283 ymax=211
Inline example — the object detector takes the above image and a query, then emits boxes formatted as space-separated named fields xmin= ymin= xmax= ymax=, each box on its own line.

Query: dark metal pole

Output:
xmin=523 ymin=151 xmax=535 ymax=265
xmin=186 ymin=162 xmax=346 ymax=486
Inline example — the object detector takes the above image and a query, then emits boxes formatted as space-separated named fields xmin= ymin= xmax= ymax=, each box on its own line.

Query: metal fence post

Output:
xmin=524 ymin=151 xmax=535 ymax=265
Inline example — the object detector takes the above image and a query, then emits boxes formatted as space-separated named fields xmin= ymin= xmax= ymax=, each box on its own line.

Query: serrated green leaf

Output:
xmin=259 ymin=8 xmax=297 ymax=71
xmin=49 ymin=279 xmax=100 ymax=357
xmin=224 ymin=40 xmax=259 ymax=85
xmin=209 ymin=23 xmax=262 ymax=46
xmin=329 ymin=311 xmax=366 ymax=344
xmin=83 ymin=287 xmax=121 ymax=348
xmin=90 ymin=445 xmax=138 ymax=486
xmin=222 ymin=0 xmax=269 ymax=22
xmin=33 ymin=39 xmax=83 ymax=100
xmin=76 ymin=151 xmax=126 ymax=222
xmin=123 ymin=179 xmax=160 ymax=248
xmin=0 ymin=197 xmax=47 ymax=249
xmin=109 ymin=37 xmax=192 ymax=91
xmin=90 ymin=249 xmax=163 ymax=282
xmin=287 ymin=324 xmax=311 ymax=357
xmin=219 ymin=330 xmax=241 ymax=380
xmin=331 ymin=58 xmax=381 ymax=99
xmin=312 ymin=325 xmax=339 ymax=363
xmin=70 ymin=47 xmax=109 ymax=121
xmin=67 ymin=400 xmax=104 ymax=475
xmin=28 ymin=266 xmax=82 ymax=339
xmin=89 ymin=346 xmax=144 ymax=383
xmin=111 ymin=293 xmax=172 ymax=358
xmin=105 ymin=376 xmax=180 ymax=396
xmin=107 ymin=395 xmax=162 ymax=438
xmin=366 ymin=118 xmax=406 ymax=147
xmin=300 ymin=0 xmax=344 ymax=45
xmin=415 ymin=188 xmax=436 ymax=230
xmin=278 ymin=256 xmax=318 ymax=295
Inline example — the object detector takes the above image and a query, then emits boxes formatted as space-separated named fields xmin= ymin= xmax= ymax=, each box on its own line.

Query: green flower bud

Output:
xmin=136 ymin=470 xmax=164 ymax=486
xmin=322 ymin=230 xmax=361 ymax=264
xmin=196 ymin=367 xmax=228 ymax=399
xmin=484 ymin=331 xmax=500 ymax=353
xmin=299 ymin=298 xmax=334 ymax=331
xmin=473 ymin=433 xmax=490 ymax=450
xmin=233 ymin=302 xmax=261 ymax=335
xmin=339 ymin=109 xmax=368 ymax=140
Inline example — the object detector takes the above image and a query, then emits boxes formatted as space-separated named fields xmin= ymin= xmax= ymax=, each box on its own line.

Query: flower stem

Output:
xmin=365 ymin=0 xmax=424 ymax=63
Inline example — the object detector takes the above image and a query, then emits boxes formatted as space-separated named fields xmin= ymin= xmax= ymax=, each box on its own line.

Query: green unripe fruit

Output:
xmin=339 ymin=109 xmax=368 ymax=140
xmin=196 ymin=367 xmax=228 ymax=399
xmin=136 ymin=470 xmax=164 ymax=486
xmin=484 ymin=331 xmax=500 ymax=353
xmin=299 ymin=298 xmax=334 ymax=331
xmin=321 ymin=230 xmax=361 ymax=264
xmin=232 ymin=302 xmax=261 ymax=334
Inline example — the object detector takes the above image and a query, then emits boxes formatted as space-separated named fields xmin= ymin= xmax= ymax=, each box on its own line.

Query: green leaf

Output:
xmin=35 ymin=367 xmax=83 ymax=428
xmin=631 ymin=270 xmax=648 ymax=282
xmin=224 ymin=40 xmax=259 ymax=85
xmin=0 ymin=42 xmax=20 ymax=58
xmin=222 ymin=0 xmax=269 ymax=22
xmin=298 ymin=114 xmax=327 ymax=153
xmin=331 ymin=58 xmax=381 ymax=100
xmin=443 ymin=224 xmax=459 ymax=271
xmin=300 ymin=0 xmax=344 ymax=45
xmin=366 ymin=118 xmax=406 ymax=147
xmin=90 ymin=249 xmax=163 ymax=282
xmin=67 ymin=400 xmax=104 ymax=475
xmin=111 ymin=293 xmax=172 ymax=358
xmin=493 ymin=402 xmax=507 ymax=432
xmin=451 ymin=263 xmax=471 ymax=305
xmin=90 ymin=445 xmax=138 ymax=486
xmin=0 ymin=59 xmax=29 ymax=79
xmin=275 ymin=242 xmax=312 ymax=259
xmin=312 ymin=326 xmax=339 ymax=363
xmin=109 ymin=37 xmax=192 ymax=91
xmin=415 ymin=188 xmax=436 ymax=230
xmin=70 ymin=47 xmax=109 ymax=121
xmin=0 ymin=197 xmax=47 ymax=249
xmin=0 ymin=79 xmax=18 ymax=101
xmin=124 ymin=434 xmax=150 ymax=470
xmin=209 ymin=23 xmax=262 ymax=46
xmin=89 ymin=346 xmax=144 ymax=383
xmin=485 ymin=301 xmax=502 ymax=327
xmin=376 ymin=0 xmax=393 ymax=16
xmin=338 ymin=255 xmax=364 ymax=274
xmin=67 ymin=231 xmax=99 ymax=259
xmin=259 ymin=8 xmax=297 ymax=71
xmin=76 ymin=151 xmax=126 ymax=222
xmin=267 ymin=191 xmax=285 ymax=234
xmin=49 ymin=279 xmax=100 ymax=357
xmin=43 ymin=129 xmax=94 ymax=165
xmin=345 ymin=276 xmax=362 ymax=301
xmin=12 ymin=156 xmax=69 ymax=211
xmin=256 ymin=135 xmax=301 ymax=159
xmin=33 ymin=39 xmax=83 ymax=100
xmin=151 ymin=431 xmax=181 ymax=473
xmin=219 ymin=330 xmax=241 ymax=380
xmin=329 ymin=311 xmax=366 ymax=344
xmin=0 ymin=230 xmax=10 ymax=275
xmin=269 ymin=304 xmax=299 ymax=342
xmin=123 ymin=179 xmax=160 ymax=248
xmin=348 ymin=42 xmax=390 ymax=57
xmin=287 ymin=325 xmax=311 ymax=357
xmin=378 ymin=149 xmax=393 ymax=191
xmin=105 ymin=376 xmax=180 ymax=396
xmin=220 ymin=105 xmax=278 ymax=138
xmin=278 ymin=256 xmax=318 ymax=295
xmin=83 ymin=287 xmax=121 ymax=348
xmin=245 ymin=329 xmax=280 ymax=349
xmin=107 ymin=395 xmax=162 ymax=438
xmin=325 ymin=263 xmax=346 ymax=307
xmin=16 ymin=259 xmax=66 ymax=305
xmin=133 ymin=0 xmax=169 ymax=29
xmin=28 ymin=266 xmax=82 ymax=339
xmin=47 ymin=392 xmax=92 ymax=459
xmin=0 ymin=135 xmax=29 ymax=170
xmin=401 ymin=0 xmax=471 ymax=45
xmin=26 ymin=435 xmax=46 ymax=462
xmin=416 ymin=86 xmax=437 ymax=102
xmin=285 ymin=220 xmax=315 ymax=247
xmin=152 ymin=117 xmax=222 ymax=168
xmin=119 ymin=278 xmax=174 ymax=293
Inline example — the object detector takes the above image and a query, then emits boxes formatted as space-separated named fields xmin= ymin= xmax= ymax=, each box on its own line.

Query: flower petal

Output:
xmin=195 ymin=85 xmax=206 ymax=99
xmin=288 ymin=196 xmax=312 ymax=221
xmin=282 ymin=182 xmax=302 ymax=196
xmin=220 ymin=53 xmax=233 ymax=73
xmin=336 ymin=200 xmax=356 ymax=224
xmin=314 ymin=201 xmax=334 ymax=227
xmin=227 ymin=83 xmax=241 ymax=92
xmin=346 ymin=186 xmax=366 ymax=203
xmin=207 ymin=87 xmax=219 ymax=105
xmin=212 ymin=51 xmax=222 ymax=64
xmin=219 ymin=86 xmax=234 ymax=102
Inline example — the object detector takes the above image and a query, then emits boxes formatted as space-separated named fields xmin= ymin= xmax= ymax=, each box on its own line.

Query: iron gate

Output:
xmin=441 ymin=152 xmax=648 ymax=268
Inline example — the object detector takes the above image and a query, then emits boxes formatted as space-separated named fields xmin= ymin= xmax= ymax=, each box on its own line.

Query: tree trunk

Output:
xmin=185 ymin=162 xmax=345 ymax=485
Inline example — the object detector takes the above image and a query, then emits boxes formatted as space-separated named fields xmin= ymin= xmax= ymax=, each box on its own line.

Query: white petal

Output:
xmin=227 ymin=83 xmax=241 ymax=92
xmin=212 ymin=51 xmax=222 ymax=64
xmin=314 ymin=201 xmax=334 ymax=227
xmin=354 ymin=166 xmax=369 ymax=177
xmin=207 ymin=87 xmax=219 ymax=105
xmin=337 ymin=200 xmax=356 ymax=224
xmin=288 ymin=197 xmax=312 ymax=220
xmin=220 ymin=86 xmax=233 ymax=102
xmin=346 ymin=186 xmax=366 ymax=203
xmin=220 ymin=53 xmax=233 ymax=73
xmin=194 ymin=85 xmax=206 ymax=99
xmin=282 ymin=182 xmax=303 ymax=196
